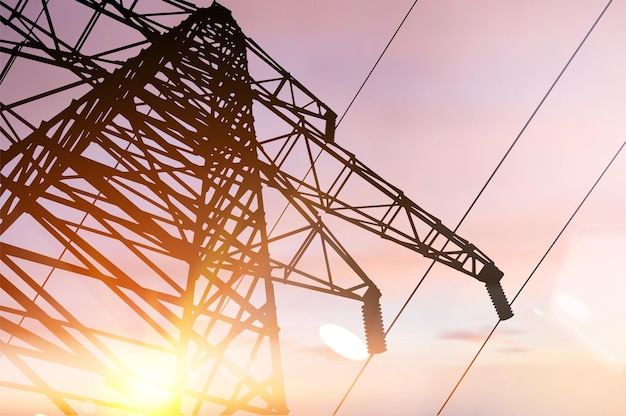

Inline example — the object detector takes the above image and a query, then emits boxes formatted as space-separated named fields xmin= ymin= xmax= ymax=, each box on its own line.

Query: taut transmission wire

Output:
xmin=437 ymin=139 xmax=625 ymax=415
xmin=337 ymin=0 xmax=420 ymax=126
xmin=333 ymin=0 xmax=614 ymax=413
xmin=267 ymin=0 xmax=420 ymax=237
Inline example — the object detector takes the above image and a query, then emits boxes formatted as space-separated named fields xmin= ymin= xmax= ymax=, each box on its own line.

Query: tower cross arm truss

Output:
xmin=245 ymin=40 xmax=513 ymax=321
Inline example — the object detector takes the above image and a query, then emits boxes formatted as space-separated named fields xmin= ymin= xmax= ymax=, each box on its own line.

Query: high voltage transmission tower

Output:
xmin=0 ymin=2 xmax=513 ymax=414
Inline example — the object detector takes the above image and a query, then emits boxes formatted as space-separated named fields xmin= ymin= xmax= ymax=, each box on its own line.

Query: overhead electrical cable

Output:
xmin=437 ymin=139 xmax=625 ymax=415
xmin=267 ymin=0 xmax=420 ymax=237
xmin=333 ymin=0 xmax=614 ymax=414
xmin=337 ymin=0 xmax=420 ymax=127
xmin=0 ymin=0 xmax=49 ymax=83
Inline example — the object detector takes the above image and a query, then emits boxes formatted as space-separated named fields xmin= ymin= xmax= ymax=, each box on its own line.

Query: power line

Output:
xmin=333 ymin=0 xmax=614 ymax=413
xmin=268 ymin=0 xmax=420 ymax=235
xmin=0 ymin=0 xmax=49 ymax=84
xmin=337 ymin=0 xmax=420 ymax=127
xmin=437 ymin=139 xmax=625 ymax=415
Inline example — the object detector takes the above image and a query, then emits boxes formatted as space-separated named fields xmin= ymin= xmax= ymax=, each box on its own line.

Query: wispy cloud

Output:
xmin=437 ymin=330 xmax=486 ymax=343
xmin=437 ymin=328 xmax=525 ymax=345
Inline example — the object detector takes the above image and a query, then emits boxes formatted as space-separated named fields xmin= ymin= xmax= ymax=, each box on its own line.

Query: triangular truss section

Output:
xmin=1 ymin=3 xmax=512 ymax=415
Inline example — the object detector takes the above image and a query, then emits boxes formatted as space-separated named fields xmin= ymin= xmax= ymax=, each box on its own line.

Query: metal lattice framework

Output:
xmin=0 ymin=1 xmax=512 ymax=414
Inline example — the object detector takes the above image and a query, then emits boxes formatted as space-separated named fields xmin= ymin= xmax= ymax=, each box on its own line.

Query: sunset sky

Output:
xmin=220 ymin=1 xmax=626 ymax=414
xmin=2 ymin=0 xmax=626 ymax=415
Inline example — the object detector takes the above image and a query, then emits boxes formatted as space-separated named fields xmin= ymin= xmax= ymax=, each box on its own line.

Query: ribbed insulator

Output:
xmin=486 ymin=282 xmax=514 ymax=320
xmin=324 ymin=110 xmax=337 ymax=142
xmin=362 ymin=295 xmax=387 ymax=354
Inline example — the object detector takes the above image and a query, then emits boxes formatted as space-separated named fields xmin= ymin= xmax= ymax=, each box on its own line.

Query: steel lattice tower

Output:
xmin=1 ymin=2 xmax=512 ymax=414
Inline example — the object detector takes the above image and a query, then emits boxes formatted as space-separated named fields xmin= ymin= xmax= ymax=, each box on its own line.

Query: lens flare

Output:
xmin=319 ymin=324 xmax=368 ymax=361
xmin=555 ymin=292 xmax=592 ymax=322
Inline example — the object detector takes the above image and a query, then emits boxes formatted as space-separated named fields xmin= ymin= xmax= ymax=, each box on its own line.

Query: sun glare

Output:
xmin=319 ymin=323 xmax=368 ymax=361
xmin=106 ymin=362 xmax=175 ymax=413
xmin=128 ymin=378 xmax=172 ymax=409
xmin=101 ymin=347 xmax=178 ymax=413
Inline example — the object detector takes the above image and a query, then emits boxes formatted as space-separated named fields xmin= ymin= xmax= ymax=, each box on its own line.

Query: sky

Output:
xmin=2 ymin=0 xmax=626 ymax=415
xmin=218 ymin=1 xmax=626 ymax=415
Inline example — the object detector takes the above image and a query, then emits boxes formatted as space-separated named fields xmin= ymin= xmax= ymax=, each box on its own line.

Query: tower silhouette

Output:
xmin=0 ymin=2 xmax=512 ymax=414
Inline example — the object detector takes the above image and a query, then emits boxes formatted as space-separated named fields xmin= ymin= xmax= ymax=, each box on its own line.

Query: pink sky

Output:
xmin=225 ymin=1 xmax=626 ymax=414
xmin=2 ymin=0 xmax=626 ymax=414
